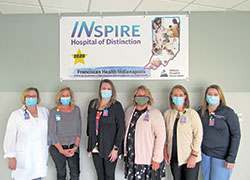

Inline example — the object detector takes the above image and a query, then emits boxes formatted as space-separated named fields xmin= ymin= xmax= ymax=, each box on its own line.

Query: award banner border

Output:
xmin=60 ymin=15 xmax=189 ymax=80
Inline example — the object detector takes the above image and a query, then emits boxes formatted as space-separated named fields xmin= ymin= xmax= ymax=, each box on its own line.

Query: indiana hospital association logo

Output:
xmin=71 ymin=49 xmax=87 ymax=65
xmin=144 ymin=17 xmax=180 ymax=77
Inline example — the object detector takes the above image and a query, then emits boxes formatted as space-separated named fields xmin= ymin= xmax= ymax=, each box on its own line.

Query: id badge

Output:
xmin=209 ymin=118 xmax=215 ymax=126
xmin=144 ymin=114 xmax=149 ymax=122
xmin=103 ymin=109 xmax=108 ymax=117
xmin=56 ymin=114 xmax=61 ymax=121
xmin=180 ymin=116 xmax=186 ymax=124
xmin=24 ymin=112 xmax=30 ymax=120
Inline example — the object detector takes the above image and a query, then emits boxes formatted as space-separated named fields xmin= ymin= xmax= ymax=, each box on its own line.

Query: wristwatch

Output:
xmin=73 ymin=144 xmax=79 ymax=148
xmin=191 ymin=153 xmax=198 ymax=157
xmin=113 ymin=146 xmax=119 ymax=151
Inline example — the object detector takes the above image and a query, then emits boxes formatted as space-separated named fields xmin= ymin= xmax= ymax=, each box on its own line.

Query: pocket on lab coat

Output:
xmin=16 ymin=150 xmax=26 ymax=169
xmin=16 ymin=143 xmax=25 ymax=152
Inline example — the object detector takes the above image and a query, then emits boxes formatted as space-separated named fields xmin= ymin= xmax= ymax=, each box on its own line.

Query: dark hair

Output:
xmin=172 ymin=18 xmax=178 ymax=24
xmin=155 ymin=18 xmax=162 ymax=24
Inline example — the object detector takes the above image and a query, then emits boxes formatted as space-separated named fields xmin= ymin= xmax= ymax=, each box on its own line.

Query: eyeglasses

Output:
xmin=26 ymin=95 xmax=37 ymax=98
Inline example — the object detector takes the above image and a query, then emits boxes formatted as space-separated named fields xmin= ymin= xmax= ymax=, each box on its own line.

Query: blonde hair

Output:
xmin=92 ymin=79 xmax=117 ymax=109
xmin=201 ymin=84 xmax=226 ymax=116
xmin=169 ymin=85 xmax=190 ymax=109
xmin=21 ymin=87 xmax=40 ymax=104
xmin=55 ymin=87 xmax=74 ymax=106
xmin=132 ymin=85 xmax=154 ymax=106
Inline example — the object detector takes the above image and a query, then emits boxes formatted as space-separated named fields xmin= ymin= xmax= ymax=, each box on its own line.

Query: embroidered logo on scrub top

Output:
xmin=214 ymin=114 xmax=226 ymax=119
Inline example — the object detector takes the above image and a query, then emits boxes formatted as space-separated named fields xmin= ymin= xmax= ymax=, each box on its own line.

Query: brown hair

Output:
xmin=21 ymin=87 xmax=40 ymax=104
xmin=92 ymin=79 xmax=117 ymax=109
xmin=131 ymin=85 xmax=154 ymax=105
xmin=169 ymin=85 xmax=190 ymax=109
xmin=201 ymin=84 xmax=226 ymax=116
xmin=55 ymin=87 xmax=74 ymax=106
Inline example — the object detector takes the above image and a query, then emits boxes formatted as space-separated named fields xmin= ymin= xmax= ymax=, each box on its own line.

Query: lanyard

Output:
xmin=209 ymin=112 xmax=215 ymax=126
xmin=23 ymin=106 xmax=30 ymax=120
xmin=96 ymin=111 xmax=102 ymax=136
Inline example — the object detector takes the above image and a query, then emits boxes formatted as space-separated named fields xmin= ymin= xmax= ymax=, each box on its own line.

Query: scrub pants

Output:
xmin=201 ymin=153 xmax=233 ymax=180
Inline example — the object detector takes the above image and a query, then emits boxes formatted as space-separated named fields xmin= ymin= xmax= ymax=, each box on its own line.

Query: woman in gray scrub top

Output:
xmin=48 ymin=87 xmax=82 ymax=180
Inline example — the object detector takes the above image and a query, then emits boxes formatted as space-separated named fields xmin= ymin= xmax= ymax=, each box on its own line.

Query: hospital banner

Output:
xmin=60 ymin=15 xmax=189 ymax=80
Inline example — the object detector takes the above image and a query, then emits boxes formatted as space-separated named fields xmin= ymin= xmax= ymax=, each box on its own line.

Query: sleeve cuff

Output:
xmin=152 ymin=154 xmax=163 ymax=163
xmin=4 ymin=152 xmax=16 ymax=158
xmin=52 ymin=139 xmax=60 ymax=145
xmin=226 ymin=156 xmax=235 ymax=163
xmin=191 ymin=144 xmax=200 ymax=152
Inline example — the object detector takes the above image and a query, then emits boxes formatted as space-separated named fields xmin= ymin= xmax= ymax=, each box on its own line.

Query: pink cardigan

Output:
xmin=124 ymin=105 xmax=166 ymax=164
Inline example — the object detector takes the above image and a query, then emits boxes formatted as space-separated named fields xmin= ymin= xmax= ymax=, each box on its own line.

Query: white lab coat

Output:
xmin=4 ymin=106 xmax=49 ymax=180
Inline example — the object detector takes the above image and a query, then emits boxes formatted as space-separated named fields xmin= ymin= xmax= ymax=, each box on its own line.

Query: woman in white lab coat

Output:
xmin=3 ymin=87 xmax=49 ymax=180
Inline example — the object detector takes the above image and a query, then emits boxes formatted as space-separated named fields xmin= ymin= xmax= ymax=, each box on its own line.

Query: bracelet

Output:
xmin=191 ymin=153 xmax=198 ymax=157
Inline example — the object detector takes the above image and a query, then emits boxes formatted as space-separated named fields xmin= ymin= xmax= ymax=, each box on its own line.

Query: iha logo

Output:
xmin=71 ymin=21 xmax=141 ymax=38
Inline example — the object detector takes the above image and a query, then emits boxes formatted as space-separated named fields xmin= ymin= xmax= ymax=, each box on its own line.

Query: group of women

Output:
xmin=3 ymin=80 xmax=241 ymax=180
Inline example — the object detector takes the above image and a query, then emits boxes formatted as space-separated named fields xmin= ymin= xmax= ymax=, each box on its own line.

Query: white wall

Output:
xmin=1 ymin=91 xmax=249 ymax=180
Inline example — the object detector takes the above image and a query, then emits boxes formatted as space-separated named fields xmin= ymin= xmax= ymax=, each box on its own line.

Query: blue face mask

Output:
xmin=101 ymin=90 xmax=112 ymax=100
xmin=206 ymin=96 xmax=219 ymax=106
xmin=172 ymin=97 xmax=185 ymax=107
xmin=60 ymin=97 xmax=71 ymax=106
xmin=25 ymin=98 xmax=37 ymax=107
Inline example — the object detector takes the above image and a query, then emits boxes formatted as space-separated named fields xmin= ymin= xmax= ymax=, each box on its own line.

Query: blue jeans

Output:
xmin=201 ymin=153 xmax=233 ymax=180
